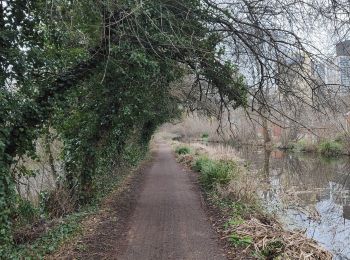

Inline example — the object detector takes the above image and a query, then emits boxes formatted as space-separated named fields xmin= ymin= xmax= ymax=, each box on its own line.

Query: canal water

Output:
xmin=208 ymin=143 xmax=350 ymax=259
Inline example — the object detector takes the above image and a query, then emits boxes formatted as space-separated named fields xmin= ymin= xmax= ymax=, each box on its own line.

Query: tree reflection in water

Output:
xmin=213 ymin=143 xmax=350 ymax=259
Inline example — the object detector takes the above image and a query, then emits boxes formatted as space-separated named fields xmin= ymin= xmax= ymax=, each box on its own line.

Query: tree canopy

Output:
xmin=0 ymin=0 xmax=247 ymax=255
xmin=0 ymin=0 xmax=349 ymax=256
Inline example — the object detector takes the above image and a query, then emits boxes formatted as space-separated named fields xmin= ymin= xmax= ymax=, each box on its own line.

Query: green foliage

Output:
xmin=175 ymin=146 xmax=191 ymax=155
xmin=293 ymin=140 xmax=316 ymax=153
xmin=11 ymin=143 xmax=144 ymax=258
xmin=15 ymin=199 xmax=39 ymax=225
xmin=290 ymin=139 xmax=344 ymax=157
xmin=194 ymin=157 xmax=236 ymax=189
xmin=185 ymin=150 xmax=290 ymax=259
xmin=224 ymin=217 xmax=244 ymax=229
xmin=123 ymin=143 xmax=147 ymax=166
xmin=259 ymin=240 xmax=285 ymax=259
xmin=284 ymin=142 xmax=296 ymax=150
xmin=0 ymin=163 xmax=14 ymax=255
xmin=201 ymin=133 xmax=209 ymax=139
xmin=228 ymin=233 xmax=253 ymax=246
xmin=318 ymin=140 xmax=343 ymax=156
xmin=13 ymin=210 xmax=88 ymax=258
xmin=193 ymin=156 xmax=210 ymax=172
xmin=0 ymin=0 xmax=248 ymax=253
xmin=207 ymin=186 xmax=257 ymax=219
xmin=201 ymin=133 xmax=209 ymax=142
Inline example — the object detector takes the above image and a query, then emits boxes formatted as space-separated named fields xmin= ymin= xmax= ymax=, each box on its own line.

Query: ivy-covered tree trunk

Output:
xmin=0 ymin=1 xmax=250 ymax=255
xmin=80 ymin=148 xmax=97 ymax=203
xmin=0 ymin=160 xmax=14 ymax=256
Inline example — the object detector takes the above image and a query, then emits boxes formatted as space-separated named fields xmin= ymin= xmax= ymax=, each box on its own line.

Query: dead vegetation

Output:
xmin=42 ymin=186 xmax=75 ymax=218
xmin=160 ymin=114 xmax=233 ymax=142
xmin=13 ymin=219 xmax=60 ymax=245
xmin=48 ymin=153 xmax=153 ymax=259
xmin=223 ymin=217 xmax=332 ymax=260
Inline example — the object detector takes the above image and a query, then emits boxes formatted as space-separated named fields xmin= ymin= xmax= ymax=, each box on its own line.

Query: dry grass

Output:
xmin=160 ymin=110 xmax=261 ymax=144
xmin=43 ymin=186 xmax=75 ymax=218
xmin=161 ymin=114 xmax=232 ymax=142
xmin=218 ymin=174 xmax=259 ymax=206
xmin=224 ymin=217 xmax=332 ymax=259
xmin=175 ymin=141 xmax=257 ymax=205
xmin=185 ymin=142 xmax=242 ymax=161
xmin=177 ymin=153 xmax=195 ymax=167
xmin=279 ymin=187 xmax=322 ymax=221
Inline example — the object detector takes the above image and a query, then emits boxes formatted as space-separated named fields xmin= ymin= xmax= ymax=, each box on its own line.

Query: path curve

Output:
xmin=119 ymin=143 xmax=226 ymax=260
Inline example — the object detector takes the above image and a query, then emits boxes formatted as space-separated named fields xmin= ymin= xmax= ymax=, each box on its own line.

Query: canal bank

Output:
xmin=174 ymin=140 xmax=350 ymax=259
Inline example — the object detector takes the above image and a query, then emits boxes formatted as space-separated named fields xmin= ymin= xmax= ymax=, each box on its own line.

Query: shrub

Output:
xmin=123 ymin=143 xmax=147 ymax=166
xmin=283 ymin=142 xmax=295 ymax=150
xmin=15 ymin=199 xmax=39 ymax=225
xmin=201 ymin=133 xmax=209 ymax=139
xmin=318 ymin=140 xmax=342 ymax=156
xmin=40 ymin=187 xmax=75 ymax=218
xmin=175 ymin=146 xmax=191 ymax=155
xmin=193 ymin=156 xmax=211 ymax=172
xmin=294 ymin=140 xmax=316 ymax=152
xmin=334 ymin=133 xmax=350 ymax=154
xmin=194 ymin=156 xmax=236 ymax=189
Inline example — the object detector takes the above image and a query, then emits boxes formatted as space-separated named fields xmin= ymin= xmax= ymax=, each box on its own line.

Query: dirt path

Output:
xmin=55 ymin=142 xmax=226 ymax=259
xmin=118 ymin=143 xmax=226 ymax=260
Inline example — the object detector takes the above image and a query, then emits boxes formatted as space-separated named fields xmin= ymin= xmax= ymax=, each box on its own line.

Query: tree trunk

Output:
xmin=262 ymin=115 xmax=271 ymax=149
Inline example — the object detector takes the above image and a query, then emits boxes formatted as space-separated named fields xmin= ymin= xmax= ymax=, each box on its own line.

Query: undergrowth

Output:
xmin=13 ymin=210 xmax=90 ymax=258
xmin=175 ymin=146 xmax=191 ymax=155
xmin=318 ymin=140 xmax=342 ymax=156
xmin=174 ymin=143 xmax=332 ymax=260
xmin=10 ymin=143 xmax=148 ymax=259
xmin=193 ymin=156 xmax=237 ymax=189
xmin=287 ymin=138 xmax=346 ymax=157
xmin=293 ymin=140 xmax=316 ymax=153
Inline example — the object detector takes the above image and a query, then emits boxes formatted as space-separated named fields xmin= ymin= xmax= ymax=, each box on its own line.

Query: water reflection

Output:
xmin=229 ymin=145 xmax=350 ymax=259
xmin=344 ymin=205 xmax=350 ymax=220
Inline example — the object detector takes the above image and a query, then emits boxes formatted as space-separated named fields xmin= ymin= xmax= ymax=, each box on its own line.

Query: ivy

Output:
xmin=0 ymin=0 xmax=247 ymax=255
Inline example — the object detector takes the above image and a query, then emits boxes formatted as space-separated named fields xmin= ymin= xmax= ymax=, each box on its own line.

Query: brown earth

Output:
xmin=54 ymin=142 xmax=226 ymax=259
